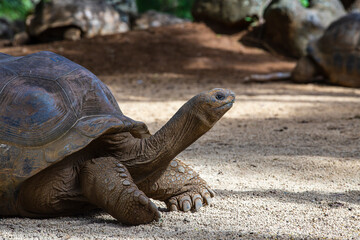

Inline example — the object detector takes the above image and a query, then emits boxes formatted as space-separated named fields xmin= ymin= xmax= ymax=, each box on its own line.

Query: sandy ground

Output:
xmin=1 ymin=23 xmax=360 ymax=239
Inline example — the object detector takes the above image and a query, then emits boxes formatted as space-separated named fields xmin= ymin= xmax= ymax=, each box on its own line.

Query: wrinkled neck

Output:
xmin=126 ymin=102 xmax=211 ymax=182
xmin=151 ymin=106 xmax=211 ymax=158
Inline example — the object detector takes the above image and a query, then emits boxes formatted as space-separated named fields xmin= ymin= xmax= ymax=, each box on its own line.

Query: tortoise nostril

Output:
xmin=215 ymin=92 xmax=225 ymax=101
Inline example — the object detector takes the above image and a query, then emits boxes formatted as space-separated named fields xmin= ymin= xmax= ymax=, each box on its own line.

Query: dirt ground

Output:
xmin=1 ymin=23 xmax=360 ymax=239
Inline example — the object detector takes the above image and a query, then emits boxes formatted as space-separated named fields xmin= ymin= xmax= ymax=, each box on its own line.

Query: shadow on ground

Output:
xmin=216 ymin=189 xmax=360 ymax=206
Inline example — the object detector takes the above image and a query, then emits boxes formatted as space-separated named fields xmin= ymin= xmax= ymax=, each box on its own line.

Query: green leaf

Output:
xmin=136 ymin=0 xmax=195 ymax=20
xmin=245 ymin=16 xmax=253 ymax=22
xmin=300 ymin=0 xmax=310 ymax=8
xmin=0 ymin=0 xmax=35 ymax=20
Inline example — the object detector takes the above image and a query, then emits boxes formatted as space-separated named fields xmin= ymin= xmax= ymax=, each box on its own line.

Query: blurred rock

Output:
xmin=345 ymin=0 xmax=360 ymax=11
xmin=0 ymin=18 xmax=26 ymax=46
xmin=27 ymin=0 xmax=130 ymax=42
xmin=107 ymin=0 xmax=137 ymax=14
xmin=263 ymin=0 xmax=345 ymax=58
xmin=12 ymin=31 xmax=30 ymax=46
xmin=106 ymin=0 xmax=138 ymax=24
xmin=341 ymin=0 xmax=356 ymax=9
xmin=192 ymin=0 xmax=272 ymax=32
xmin=0 ymin=18 xmax=14 ymax=40
xmin=134 ymin=10 xmax=190 ymax=30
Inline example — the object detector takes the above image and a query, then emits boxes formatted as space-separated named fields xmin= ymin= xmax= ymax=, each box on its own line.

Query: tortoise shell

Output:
xmin=308 ymin=13 xmax=360 ymax=87
xmin=0 ymin=51 xmax=148 ymax=214
xmin=27 ymin=0 xmax=129 ymax=40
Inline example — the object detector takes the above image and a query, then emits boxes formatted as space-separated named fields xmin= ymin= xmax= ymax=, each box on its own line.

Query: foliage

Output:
xmin=0 ymin=0 xmax=35 ymax=20
xmin=1 ymin=0 xmax=196 ymax=21
xmin=136 ymin=0 xmax=195 ymax=20
xmin=244 ymin=17 xmax=253 ymax=22
xmin=300 ymin=0 xmax=310 ymax=8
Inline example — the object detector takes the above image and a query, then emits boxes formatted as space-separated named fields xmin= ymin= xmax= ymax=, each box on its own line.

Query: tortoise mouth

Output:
xmin=215 ymin=99 xmax=235 ymax=110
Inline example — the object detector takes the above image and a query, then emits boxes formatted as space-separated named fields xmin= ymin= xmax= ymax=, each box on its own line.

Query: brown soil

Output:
xmin=1 ymin=23 xmax=294 ymax=78
xmin=1 ymin=23 xmax=360 ymax=239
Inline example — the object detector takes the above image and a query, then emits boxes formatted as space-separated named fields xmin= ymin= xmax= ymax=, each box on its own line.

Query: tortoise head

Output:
xmin=189 ymin=88 xmax=235 ymax=128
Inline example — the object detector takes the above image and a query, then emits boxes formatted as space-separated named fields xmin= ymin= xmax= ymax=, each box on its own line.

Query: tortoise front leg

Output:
xmin=137 ymin=158 xmax=215 ymax=212
xmin=80 ymin=157 xmax=160 ymax=225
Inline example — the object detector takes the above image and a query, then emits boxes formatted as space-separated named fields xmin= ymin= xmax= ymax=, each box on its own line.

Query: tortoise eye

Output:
xmin=215 ymin=92 xmax=225 ymax=101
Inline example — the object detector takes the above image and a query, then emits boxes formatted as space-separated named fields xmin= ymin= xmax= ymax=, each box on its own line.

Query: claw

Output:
xmin=179 ymin=195 xmax=192 ymax=212
xmin=194 ymin=198 xmax=203 ymax=211
xmin=193 ymin=193 xmax=201 ymax=200
xmin=182 ymin=200 xmax=191 ymax=212
xmin=203 ymin=194 xmax=212 ymax=205
xmin=169 ymin=204 xmax=178 ymax=211
xmin=192 ymin=193 xmax=202 ymax=211
xmin=150 ymin=202 xmax=161 ymax=221
xmin=201 ymin=189 xmax=214 ymax=205
xmin=168 ymin=198 xmax=179 ymax=211
xmin=206 ymin=187 xmax=216 ymax=197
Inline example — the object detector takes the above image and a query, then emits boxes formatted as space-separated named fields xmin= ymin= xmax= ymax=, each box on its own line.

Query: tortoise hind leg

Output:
xmin=136 ymin=158 xmax=215 ymax=212
xmin=16 ymin=156 xmax=93 ymax=217
xmin=79 ymin=157 xmax=160 ymax=225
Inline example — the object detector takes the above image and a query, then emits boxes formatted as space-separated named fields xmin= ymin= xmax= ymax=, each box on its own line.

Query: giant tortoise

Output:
xmin=27 ymin=0 xmax=129 ymax=42
xmin=263 ymin=0 xmax=345 ymax=58
xmin=246 ymin=13 xmax=360 ymax=87
xmin=291 ymin=12 xmax=360 ymax=87
xmin=0 ymin=51 xmax=235 ymax=225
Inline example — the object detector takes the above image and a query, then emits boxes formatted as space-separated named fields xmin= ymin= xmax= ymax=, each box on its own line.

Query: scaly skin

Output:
xmin=80 ymin=157 xmax=160 ymax=225
xmin=137 ymin=158 xmax=215 ymax=212
xmin=16 ymin=150 xmax=160 ymax=225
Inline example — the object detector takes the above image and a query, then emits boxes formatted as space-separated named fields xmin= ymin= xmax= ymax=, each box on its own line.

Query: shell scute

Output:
xmin=12 ymin=149 xmax=46 ymax=178
xmin=44 ymin=128 xmax=91 ymax=163
xmin=76 ymin=116 xmax=125 ymax=138
xmin=0 ymin=75 xmax=77 ymax=147
xmin=57 ymin=67 xmax=121 ymax=117
xmin=4 ymin=51 xmax=76 ymax=80
xmin=0 ymin=144 xmax=20 ymax=170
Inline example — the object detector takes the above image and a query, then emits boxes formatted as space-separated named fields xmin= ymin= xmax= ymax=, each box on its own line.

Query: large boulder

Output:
xmin=106 ymin=0 xmax=138 ymax=24
xmin=0 ymin=18 xmax=28 ymax=46
xmin=344 ymin=0 xmax=360 ymax=11
xmin=27 ymin=0 xmax=130 ymax=42
xmin=0 ymin=18 xmax=14 ymax=40
xmin=341 ymin=0 xmax=357 ymax=9
xmin=192 ymin=0 xmax=271 ymax=31
xmin=263 ymin=0 xmax=346 ymax=58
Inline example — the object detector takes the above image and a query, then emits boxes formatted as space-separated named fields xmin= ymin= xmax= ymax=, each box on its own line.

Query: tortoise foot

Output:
xmin=137 ymin=158 xmax=216 ymax=213
xmin=120 ymin=184 xmax=161 ymax=225
xmin=166 ymin=185 xmax=215 ymax=212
